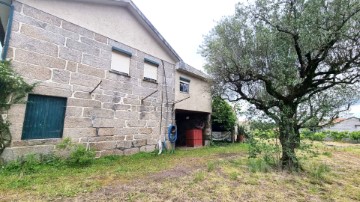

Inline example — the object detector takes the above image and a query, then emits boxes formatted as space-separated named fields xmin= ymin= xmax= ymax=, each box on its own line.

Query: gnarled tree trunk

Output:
xmin=278 ymin=105 xmax=300 ymax=170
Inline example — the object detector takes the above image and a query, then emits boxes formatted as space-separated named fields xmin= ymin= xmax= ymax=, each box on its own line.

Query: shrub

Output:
xmin=211 ymin=96 xmax=237 ymax=131
xmin=328 ymin=131 xmax=348 ymax=141
xmin=56 ymin=138 xmax=96 ymax=167
xmin=309 ymin=132 xmax=326 ymax=141
xmin=350 ymin=131 xmax=360 ymax=143
xmin=67 ymin=144 xmax=96 ymax=167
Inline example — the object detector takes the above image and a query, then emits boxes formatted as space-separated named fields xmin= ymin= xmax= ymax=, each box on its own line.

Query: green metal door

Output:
xmin=22 ymin=95 xmax=67 ymax=140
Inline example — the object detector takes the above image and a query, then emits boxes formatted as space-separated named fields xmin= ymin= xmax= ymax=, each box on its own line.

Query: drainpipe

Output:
xmin=0 ymin=0 xmax=14 ymax=61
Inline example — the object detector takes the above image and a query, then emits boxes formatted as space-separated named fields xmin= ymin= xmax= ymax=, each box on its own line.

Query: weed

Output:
xmin=67 ymin=144 xmax=96 ymax=167
xmin=322 ymin=151 xmax=332 ymax=157
xmin=308 ymin=163 xmax=331 ymax=181
xmin=194 ymin=172 xmax=205 ymax=183
xmin=207 ymin=161 xmax=216 ymax=172
xmin=248 ymin=158 xmax=272 ymax=173
xmin=229 ymin=172 xmax=238 ymax=180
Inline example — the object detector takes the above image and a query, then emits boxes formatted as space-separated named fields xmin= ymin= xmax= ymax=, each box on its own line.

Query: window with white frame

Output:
xmin=180 ymin=77 xmax=190 ymax=93
xmin=143 ymin=58 xmax=158 ymax=82
xmin=110 ymin=47 xmax=132 ymax=75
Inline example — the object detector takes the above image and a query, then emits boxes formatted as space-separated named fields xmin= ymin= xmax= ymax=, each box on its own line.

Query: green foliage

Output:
xmin=56 ymin=138 xmax=96 ymax=167
xmin=0 ymin=61 xmax=33 ymax=155
xmin=308 ymin=163 xmax=331 ymax=182
xmin=248 ymin=137 xmax=280 ymax=167
xmin=350 ymin=131 xmax=360 ymax=143
xmin=328 ymin=131 xmax=349 ymax=142
xmin=211 ymin=96 xmax=237 ymax=131
xmin=67 ymin=144 xmax=96 ymax=167
xmin=2 ymin=154 xmax=41 ymax=175
xmin=247 ymin=158 xmax=272 ymax=173
xmin=309 ymin=132 xmax=327 ymax=141
xmin=251 ymin=129 xmax=278 ymax=139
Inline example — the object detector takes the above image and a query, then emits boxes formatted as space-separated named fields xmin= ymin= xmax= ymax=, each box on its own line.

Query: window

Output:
xmin=22 ymin=95 xmax=67 ymax=140
xmin=180 ymin=77 xmax=190 ymax=93
xmin=0 ymin=1 xmax=11 ymax=59
xmin=143 ymin=58 xmax=159 ymax=82
xmin=110 ymin=47 xmax=132 ymax=76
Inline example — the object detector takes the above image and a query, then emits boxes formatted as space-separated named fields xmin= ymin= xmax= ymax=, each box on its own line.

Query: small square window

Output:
xmin=180 ymin=81 xmax=189 ymax=93
xmin=111 ymin=48 xmax=132 ymax=75
xmin=180 ymin=77 xmax=190 ymax=93
xmin=144 ymin=62 xmax=158 ymax=82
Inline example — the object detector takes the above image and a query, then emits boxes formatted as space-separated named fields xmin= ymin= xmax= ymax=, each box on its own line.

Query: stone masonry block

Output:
xmin=116 ymin=128 xmax=138 ymax=136
xmin=82 ymin=54 xmax=111 ymax=69
xmin=123 ymin=148 xmax=139 ymax=155
xmin=59 ymin=46 xmax=82 ymax=63
xmin=12 ymin=21 xmax=20 ymax=32
xmin=94 ymin=33 xmax=108 ymax=44
xmin=132 ymin=139 xmax=147 ymax=147
xmin=11 ymin=61 xmax=52 ymax=81
xmin=21 ymin=24 xmax=65 ymax=45
xmin=7 ymin=104 xmax=26 ymax=124
xmin=33 ymin=85 xmax=72 ymax=97
xmin=89 ymin=141 xmax=116 ymax=151
xmin=103 ymin=103 xmax=130 ymax=111
xmin=10 ymin=32 xmax=59 ymax=57
xmin=99 ymin=49 xmax=112 ymax=60
xmin=15 ymin=49 xmax=66 ymax=69
xmin=139 ymin=128 xmax=153 ymax=135
xmin=73 ymin=85 xmax=102 ymax=95
xmin=23 ymin=4 xmax=61 ymax=26
xmin=80 ymin=36 xmax=111 ymax=51
xmin=45 ymin=23 xmax=79 ymax=40
xmin=66 ymin=39 xmax=99 ymax=56
xmin=63 ymin=128 xmax=96 ymax=138
xmin=127 ymin=120 xmax=146 ymax=128
xmin=115 ymin=111 xmax=139 ymax=120
xmin=13 ymin=12 xmax=47 ymax=29
xmin=52 ymin=69 xmax=70 ymax=84
xmin=78 ymin=64 xmax=105 ymax=78
xmin=70 ymin=73 xmax=102 ymax=87
xmin=101 ymin=80 xmax=132 ymax=93
xmin=97 ymin=128 xmax=116 ymax=136
xmin=66 ymin=61 xmax=78 ymax=72
xmin=64 ymin=117 xmax=92 ymax=128
xmin=115 ymin=141 xmax=131 ymax=150
xmin=74 ymin=92 xmax=92 ymax=99
xmin=123 ymin=98 xmax=141 ymax=105
xmin=134 ymin=134 xmax=147 ymax=140
xmin=94 ymin=94 xmax=114 ymax=103
xmin=1 ymin=145 xmax=55 ymax=162
xmin=93 ymin=118 xmax=124 ymax=128
xmin=140 ymin=145 xmax=155 ymax=152
xmin=83 ymin=108 xmax=114 ymax=119
xmin=13 ymin=1 xmax=22 ymax=12
xmin=65 ymin=107 xmax=83 ymax=117
xmin=62 ymin=21 xmax=94 ymax=38
xmin=146 ymin=120 xmax=158 ymax=127
xmin=68 ymin=98 xmax=101 ymax=108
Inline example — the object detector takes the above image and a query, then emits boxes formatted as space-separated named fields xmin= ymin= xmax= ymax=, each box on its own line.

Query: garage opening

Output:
xmin=175 ymin=109 xmax=210 ymax=147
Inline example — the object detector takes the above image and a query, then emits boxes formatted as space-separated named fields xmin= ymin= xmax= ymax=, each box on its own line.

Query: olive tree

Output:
xmin=201 ymin=0 xmax=360 ymax=169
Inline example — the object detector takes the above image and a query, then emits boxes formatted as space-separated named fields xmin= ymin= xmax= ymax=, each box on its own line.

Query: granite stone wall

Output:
xmin=1 ymin=1 xmax=175 ymax=161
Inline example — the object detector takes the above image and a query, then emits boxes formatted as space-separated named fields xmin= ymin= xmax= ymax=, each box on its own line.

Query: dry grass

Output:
xmin=1 ymin=142 xmax=359 ymax=201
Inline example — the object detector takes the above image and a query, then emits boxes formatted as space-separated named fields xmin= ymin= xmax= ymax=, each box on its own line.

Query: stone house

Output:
xmin=322 ymin=117 xmax=360 ymax=132
xmin=0 ymin=0 xmax=211 ymax=161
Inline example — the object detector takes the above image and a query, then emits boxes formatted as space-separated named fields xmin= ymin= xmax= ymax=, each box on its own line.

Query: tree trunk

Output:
xmin=278 ymin=104 xmax=300 ymax=170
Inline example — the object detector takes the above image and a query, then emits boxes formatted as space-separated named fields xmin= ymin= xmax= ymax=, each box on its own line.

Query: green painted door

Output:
xmin=22 ymin=95 xmax=67 ymax=140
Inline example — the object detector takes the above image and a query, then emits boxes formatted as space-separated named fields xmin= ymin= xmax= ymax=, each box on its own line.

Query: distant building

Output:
xmin=322 ymin=117 xmax=360 ymax=132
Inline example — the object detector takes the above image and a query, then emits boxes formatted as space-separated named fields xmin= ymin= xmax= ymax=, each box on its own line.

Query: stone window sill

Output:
xmin=143 ymin=77 xmax=158 ymax=84
xmin=109 ymin=69 xmax=130 ymax=77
